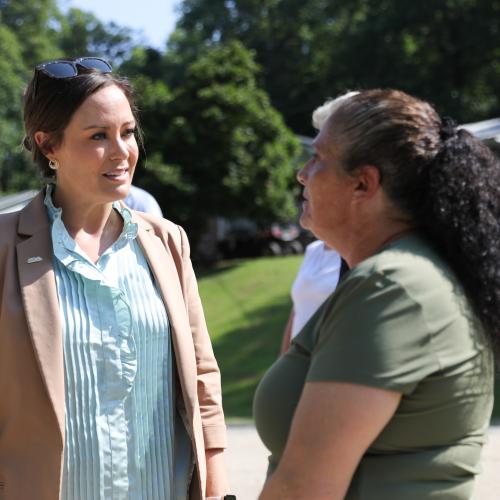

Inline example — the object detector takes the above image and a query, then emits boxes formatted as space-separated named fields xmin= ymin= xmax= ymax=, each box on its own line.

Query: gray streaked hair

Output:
xmin=312 ymin=91 xmax=360 ymax=130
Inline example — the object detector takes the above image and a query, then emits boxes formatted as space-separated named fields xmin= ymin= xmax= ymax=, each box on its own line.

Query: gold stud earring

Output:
xmin=48 ymin=159 xmax=59 ymax=170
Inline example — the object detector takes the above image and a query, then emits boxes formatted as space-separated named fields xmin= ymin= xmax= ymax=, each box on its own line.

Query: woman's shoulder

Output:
xmin=0 ymin=210 xmax=21 ymax=227
xmin=332 ymin=232 xmax=472 ymax=333
xmin=351 ymin=233 xmax=455 ymax=288
xmin=0 ymin=212 xmax=23 ymax=270
xmin=335 ymin=233 xmax=477 ymax=344
xmin=130 ymin=209 xmax=187 ymax=251
xmin=0 ymin=211 xmax=22 ymax=242
xmin=133 ymin=210 xmax=178 ymax=232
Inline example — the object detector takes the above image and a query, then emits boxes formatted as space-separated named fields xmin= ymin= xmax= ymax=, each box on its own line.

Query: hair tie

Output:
xmin=440 ymin=116 xmax=458 ymax=141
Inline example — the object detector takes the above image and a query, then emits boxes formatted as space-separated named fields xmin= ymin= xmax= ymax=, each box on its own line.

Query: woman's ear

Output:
xmin=34 ymin=131 xmax=54 ymax=157
xmin=353 ymin=165 xmax=381 ymax=198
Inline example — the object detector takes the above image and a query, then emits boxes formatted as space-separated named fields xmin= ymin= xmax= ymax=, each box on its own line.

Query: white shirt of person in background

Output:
xmin=291 ymin=240 xmax=341 ymax=338
xmin=280 ymin=240 xmax=342 ymax=353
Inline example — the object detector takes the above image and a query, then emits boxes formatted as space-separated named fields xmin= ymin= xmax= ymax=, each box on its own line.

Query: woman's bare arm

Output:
xmin=259 ymin=381 xmax=401 ymax=500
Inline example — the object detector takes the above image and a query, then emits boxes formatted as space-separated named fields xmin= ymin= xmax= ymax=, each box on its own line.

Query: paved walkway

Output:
xmin=225 ymin=424 xmax=500 ymax=500
xmin=472 ymin=426 xmax=500 ymax=500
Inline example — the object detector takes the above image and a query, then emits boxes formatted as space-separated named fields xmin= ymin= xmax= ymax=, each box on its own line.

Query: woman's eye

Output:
xmin=124 ymin=128 xmax=136 ymax=137
xmin=91 ymin=132 xmax=106 ymax=140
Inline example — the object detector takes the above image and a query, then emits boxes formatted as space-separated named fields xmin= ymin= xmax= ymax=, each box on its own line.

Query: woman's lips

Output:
xmin=103 ymin=169 xmax=129 ymax=181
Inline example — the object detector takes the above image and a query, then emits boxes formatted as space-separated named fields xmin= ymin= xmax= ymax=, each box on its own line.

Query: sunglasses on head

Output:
xmin=32 ymin=57 xmax=112 ymax=100
xmin=35 ymin=57 xmax=112 ymax=78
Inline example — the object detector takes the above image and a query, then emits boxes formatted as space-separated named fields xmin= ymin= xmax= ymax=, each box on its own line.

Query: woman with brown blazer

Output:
xmin=0 ymin=57 xmax=229 ymax=500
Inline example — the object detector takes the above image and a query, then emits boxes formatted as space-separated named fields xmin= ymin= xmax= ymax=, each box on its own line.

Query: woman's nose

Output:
xmin=296 ymin=162 xmax=309 ymax=185
xmin=110 ymin=137 xmax=129 ymax=160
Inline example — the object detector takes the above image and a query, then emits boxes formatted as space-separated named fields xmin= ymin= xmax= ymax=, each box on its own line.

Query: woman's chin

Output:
xmin=299 ymin=213 xmax=312 ymax=231
xmin=111 ymin=183 xmax=132 ymax=200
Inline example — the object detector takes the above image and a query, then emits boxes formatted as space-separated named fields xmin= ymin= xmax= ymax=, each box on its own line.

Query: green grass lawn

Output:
xmin=197 ymin=255 xmax=302 ymax=418
xmin=197 ymin=256 xmax=500 ymax=422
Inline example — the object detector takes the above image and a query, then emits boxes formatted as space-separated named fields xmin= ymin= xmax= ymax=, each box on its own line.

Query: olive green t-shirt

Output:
xmin=253 ymin=234 xmax=494 ymax=499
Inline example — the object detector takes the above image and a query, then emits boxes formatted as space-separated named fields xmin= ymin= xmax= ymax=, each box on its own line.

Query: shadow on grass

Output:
xmin=195 ymin=261 xmax=240 ymax=279
xmin=213 ymin=300 xmax=290 ymax=419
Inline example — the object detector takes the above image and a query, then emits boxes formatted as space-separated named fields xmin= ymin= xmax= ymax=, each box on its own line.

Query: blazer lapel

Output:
xmin=16 ymin=192 xmax=64 ymax=442
xmin=135 ymin=219 xmax=198 ymax=409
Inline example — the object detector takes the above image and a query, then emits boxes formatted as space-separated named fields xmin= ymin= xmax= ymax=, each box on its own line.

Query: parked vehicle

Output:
xmin=218 ymin=219 xmax=304 ymax=258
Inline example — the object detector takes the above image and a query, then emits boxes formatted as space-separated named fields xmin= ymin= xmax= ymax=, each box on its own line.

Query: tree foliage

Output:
xmin=0 ymin=0 xmax=61 ymax=66
xmin=323 ymin=0 xmax=500 ymax=123
xmin=0 ymin=24 xmax=36 ymax=192
xmin=58 ymin=8 xmax=136 ymax=63
xmin=132 ymin=41 xmax=300 ymax=235
xmin=176 ymin=0 xmax=500 ymax=133
xmin=0 ymin=0 xmax=64 ymax=193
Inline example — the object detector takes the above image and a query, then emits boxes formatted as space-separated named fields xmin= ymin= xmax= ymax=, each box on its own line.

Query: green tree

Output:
xmin=174 ymin=0 xmax=337 ymax=133
xmin=175 ymin=0 xmax=500 ymax=132
xmin=324 ymin=0 xmax=500 ymax=122
xmin=120 ymin=46 xmax=168 ymax=82
xmin=58 ymin=8 xmax=135 ymax=62
xmin=134 ymin=41 xmax=300 ymax=240
xmin=0 ymin=0 xmax=62 ymax=192
xmin=126 ymin=71 xmax=197 ymax=215
xmin=0 ymin=0 xmax=61 ymax=66
xmin=0 ymin=25 xmax=38 ymax=192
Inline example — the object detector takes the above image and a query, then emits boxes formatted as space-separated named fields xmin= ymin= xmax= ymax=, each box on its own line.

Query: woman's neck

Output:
xmin=343 ymin=221 xmax=416 ymax=268
xmin=53 ymin=187 xmax=124 ymax=263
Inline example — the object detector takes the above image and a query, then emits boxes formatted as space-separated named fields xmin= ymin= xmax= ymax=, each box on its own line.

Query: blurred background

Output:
xmin=1 ymin=0 xmax=499 ymax=421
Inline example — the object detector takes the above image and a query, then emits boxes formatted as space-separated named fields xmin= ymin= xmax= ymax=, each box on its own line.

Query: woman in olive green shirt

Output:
xmin=254 ymin=89 xmax=500 ymax=499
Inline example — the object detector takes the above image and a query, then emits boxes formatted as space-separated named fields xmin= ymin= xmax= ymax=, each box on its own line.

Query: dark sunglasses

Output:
xmin=32 ymin=57 xmax=112 ymax=100
xmin=35 ymin=57 xmax=112 ymax=78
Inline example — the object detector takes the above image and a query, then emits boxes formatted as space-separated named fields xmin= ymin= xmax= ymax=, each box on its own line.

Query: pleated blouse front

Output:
xmin=44 ymin=187 xmax=177 ymax=500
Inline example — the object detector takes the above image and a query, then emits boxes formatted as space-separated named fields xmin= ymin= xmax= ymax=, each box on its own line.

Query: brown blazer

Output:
xmin=0 ymin=192 xmax=227 ymax=500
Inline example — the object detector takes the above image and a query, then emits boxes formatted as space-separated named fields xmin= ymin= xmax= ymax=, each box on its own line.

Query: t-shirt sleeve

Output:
xmin=306 ymin=271 xmax=441 ymax=394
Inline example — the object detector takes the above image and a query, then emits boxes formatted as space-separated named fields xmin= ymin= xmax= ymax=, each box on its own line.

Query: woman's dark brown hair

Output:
xmin=23 ymin=60 xmax=142 ymax=179
xmin=328 ymin=89 xmax=500 ymax=353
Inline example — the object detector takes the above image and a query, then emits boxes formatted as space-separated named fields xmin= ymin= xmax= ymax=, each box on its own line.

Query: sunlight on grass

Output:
xmin=197 ymin=255 xmax=302 ymax=417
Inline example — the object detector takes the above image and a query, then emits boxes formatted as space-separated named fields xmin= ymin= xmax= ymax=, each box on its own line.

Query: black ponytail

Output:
xmin=421 ymin=127 xmax=500 ymax=350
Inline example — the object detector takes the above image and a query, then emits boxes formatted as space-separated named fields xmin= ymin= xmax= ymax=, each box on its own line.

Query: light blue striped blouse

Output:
xmin=44 ymin=186 xmax=181 ymax=500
